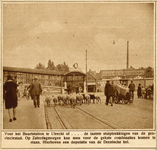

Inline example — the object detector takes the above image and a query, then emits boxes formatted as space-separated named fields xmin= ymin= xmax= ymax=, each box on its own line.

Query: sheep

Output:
xmin=95 ymin=95 xmax=101 ymax=103
xmin=76 ymin=93 xmax=83 ymax=105
xmin=52 ymin=95 xmax=58 ymax=107
xmin=88 ymin=94 xmax=101 ymax=104
xmin=45 ymin=95 xmax=53 ymax=107
xmin=84 ymin=94 xmax=90 ymax=105
xmin=69 ymin=94 xmax=76 ymax=108
xmin=57 ymin=94 xmax=62 ymax=105
xmin=89 ymin=94 xmax=95 ymax=103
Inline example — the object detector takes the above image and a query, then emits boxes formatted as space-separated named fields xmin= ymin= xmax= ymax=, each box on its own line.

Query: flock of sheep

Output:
xmin=44 ymin=93 xmax=101 ymax=108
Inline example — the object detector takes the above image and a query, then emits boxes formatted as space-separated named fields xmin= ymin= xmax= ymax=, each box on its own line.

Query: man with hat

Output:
xmin=128 ymin=80 xmax=135 ymax=100
xmin=104 ymin=80 xmax=113 ymax=106
xmin=30 ymin=76 xmax=42 ymax=108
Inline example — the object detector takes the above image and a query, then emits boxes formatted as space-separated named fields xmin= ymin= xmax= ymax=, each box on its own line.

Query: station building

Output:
xmin=3 ymin=66 xmax=154 ymax=93
xmin=3 ymin=66 xmax=63 ymax=86
xmin=3 ymin=65 xmax=87 ymax=93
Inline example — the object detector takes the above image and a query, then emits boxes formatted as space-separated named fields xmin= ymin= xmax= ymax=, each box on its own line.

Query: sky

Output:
xmin=3 ymin=3 xmax=154 ymax=72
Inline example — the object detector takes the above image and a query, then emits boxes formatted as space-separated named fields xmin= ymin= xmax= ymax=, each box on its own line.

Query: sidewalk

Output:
xmin=3 ymin=96 xmax=47 ymax=129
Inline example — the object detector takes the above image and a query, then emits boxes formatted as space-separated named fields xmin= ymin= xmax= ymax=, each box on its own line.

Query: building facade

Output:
xmin=3 ymin=66 xmax=63 ymax=86
xmin=99 ymin=67 xmax=153 ymax=79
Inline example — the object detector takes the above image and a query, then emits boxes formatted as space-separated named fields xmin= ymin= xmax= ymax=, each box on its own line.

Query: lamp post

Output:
xmin=86 ymin=50 xmax=88 ymax=92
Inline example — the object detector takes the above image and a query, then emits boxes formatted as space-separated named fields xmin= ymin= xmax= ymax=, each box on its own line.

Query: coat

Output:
xmin=110 ymin=84 xmax=115 ymax=96
xmin=128 ymin=83 xmax=135 ymax=91
xmin=104 ymin=82 xmax=112 ymax=96
xmin=30 ymin=80 xmax=42 ymax=96
xmin=4 ymin=80 xmax=18 ymax=109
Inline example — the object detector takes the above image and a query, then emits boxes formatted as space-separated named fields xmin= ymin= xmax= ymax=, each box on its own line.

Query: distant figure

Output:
xmin=76 ymin=85 xmax=79 ymax=94
xmin=110 ymin=81 xmax=115 ymax=106
xmin=128 ymin=81 xmax=135 ymax=99
xmin=137 ymin=84 xmax=142 ymax=98
xmin=151 ymin=84 xmax=154 ymax=92
xmin=67 ymin=84 xmax=71 ymax=94
xmin=27 ymin=84 xmax=32 ymax=100
xmin=141 ymin=86 xmax=146 ymax=98
xmin=4 ymin=75 xmax=18 ymax=122
xmin=13 ymin=75 xmax=18 ymax=84
xmin=104 ymin=80 xmax=113 ymax=106
xmin=18 ymin=82 xmax=24 ymax=99
xmin=30 ymin=76 xmax=42 ymax=108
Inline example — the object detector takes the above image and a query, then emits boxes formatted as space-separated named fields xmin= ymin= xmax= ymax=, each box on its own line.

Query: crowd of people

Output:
xmin=3 ymin=75 xmax=42 ymax=122
xmin=137 ymin=83 xmax=154 ymax=99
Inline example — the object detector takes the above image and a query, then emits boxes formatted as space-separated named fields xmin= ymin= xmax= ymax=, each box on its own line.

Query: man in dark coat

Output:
xmin=104 ymin=80 xmax=112 ymax=106
xmin=4 ymin=75 xmax=18 ymax=122
xmin=110 ymin=81 xmax=115 ymax=106
xmin=137 ymin=84 xmax=142 ymax=98
xmin=30 ymin=76 xmax=42 ymax=108
xmin=128 ymin=81 xmax=135 ymax=99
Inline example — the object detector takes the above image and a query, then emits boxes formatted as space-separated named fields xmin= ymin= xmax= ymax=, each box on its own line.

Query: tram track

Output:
xmin=75 ymin=106 xmax=118 ymax=129
xmin=44 ymin=103 xmax=74 ymax=129
xmin=54 ymin=106 xmax=74 ymax=129
xmin=49 ymin=104 xmax=119 ymax=129
xmin=53 ymin=106 xmax=67 ymax=129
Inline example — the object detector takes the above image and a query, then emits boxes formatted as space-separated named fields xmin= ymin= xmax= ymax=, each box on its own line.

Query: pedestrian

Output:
xmin=104 ymin=80 xmax=112 ymax=106
xmin=128 ymin=80 xmax=135 ymax=99
xmin=137 ymin=84 xmax=142 ymax=98
xmin=109 ymin=81 xmax=115 ymax=106
xmin=27 ymin=84 xmax=32 ymax=100
xmin=30 ymin=76 xmax=42 ymax=108
xmin=13 ymin=75 xmax=18 ymax=83
xmin=18 ymin=82 xmax=24 ymax=99
xmin=76 ymin=85 xmax=79 ymax=94
xmin=151 ymin=84 xmax=154 ymax=92
xmin=141 ymin=86 xmax=146 ymax=98
xmin=4 ymin=75 xmax=18 ymax=122
xmin=67 ymin=84 xmax=71 ymax=94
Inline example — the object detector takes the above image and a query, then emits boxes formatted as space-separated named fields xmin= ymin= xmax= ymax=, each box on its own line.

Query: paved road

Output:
xmin=3 ymin=93 xmax=154 ymax=130
xmin=3 ymin=96 xmax=47 ymax=129
xmin=46 ymin=92 xmax=154 ymax=129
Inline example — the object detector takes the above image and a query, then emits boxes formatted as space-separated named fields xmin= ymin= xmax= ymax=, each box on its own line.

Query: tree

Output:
xmin=46 ymin=60 xmax=55 ymax=70
xmin=35 ymin=61 xmax=69 ymax=72
xmin=35 ymin=63 xmax=45 ymax=69
xmin=55 ymin=62 xmax=69 ymax=72
xmin=62 ymin=62 xmax=69 ymax=72
xmin=56 ymin=64 xmax=62 ymax=71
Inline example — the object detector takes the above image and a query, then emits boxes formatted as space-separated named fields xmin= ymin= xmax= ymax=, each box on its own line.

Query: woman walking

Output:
xmin=137 ymin=84 xmax=142 ymax=98
xmin=4 ymin=75 xmax=18 ymax=122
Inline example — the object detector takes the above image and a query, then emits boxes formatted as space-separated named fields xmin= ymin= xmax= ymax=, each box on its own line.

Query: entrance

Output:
xmin=63 ymin=71 xmax=86 ymax=94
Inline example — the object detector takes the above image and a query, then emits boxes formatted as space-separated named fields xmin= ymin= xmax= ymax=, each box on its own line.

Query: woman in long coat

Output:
xmin=4 ymin=75 xmax=18 ymax=122
xmin=137 ymin=84 xmax=142 ymax=98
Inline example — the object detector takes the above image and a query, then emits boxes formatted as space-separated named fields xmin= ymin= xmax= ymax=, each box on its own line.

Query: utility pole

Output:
xmin=86 ymin=50 xmax=88 ymax=92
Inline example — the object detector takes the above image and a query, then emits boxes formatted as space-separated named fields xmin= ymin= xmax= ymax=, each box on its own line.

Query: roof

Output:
xmin=3 ymin=66 xmax=64 ymax=75
xmin=64 ymin=70 xmax=86 ymax=76
xmin=87 ymin=72 xmax=96 ymax=80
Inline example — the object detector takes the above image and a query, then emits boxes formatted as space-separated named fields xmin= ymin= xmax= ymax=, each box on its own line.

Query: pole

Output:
xmin=127 ymin=41 xmax=129 ymax=69
xmin=86 ymin=50 xmax=88 ymax=92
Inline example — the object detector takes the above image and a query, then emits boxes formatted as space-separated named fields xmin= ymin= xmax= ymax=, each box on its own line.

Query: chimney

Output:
xmin=127 ymin=41 xmax=129 ymax=69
